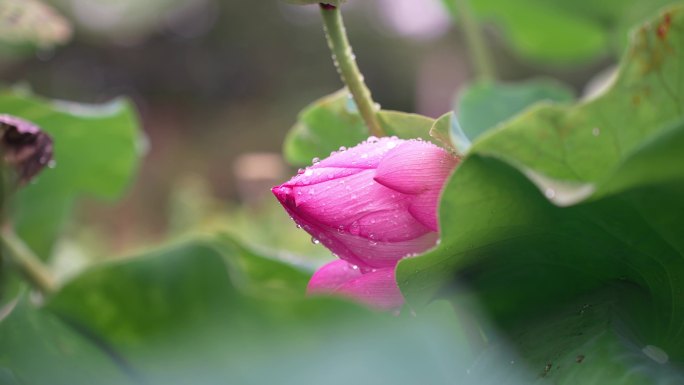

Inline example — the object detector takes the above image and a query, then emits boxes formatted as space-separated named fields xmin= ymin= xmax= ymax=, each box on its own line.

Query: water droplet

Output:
xmin=312 ymin=157 xmax=320 ymax=164
xmin=369 ymin=240 xmax=378 ymax=246
xmin=346 ymin=94 xmax=358 ymax=113
xmin=643 ymin=345 xmax=669 ymax=364
xmin=366 ymin=136 xmax=379 ymax=143
xmin=351 ymin=264 xmax=359 ymax=270
xmin=297 ymin=168 xmax=305 ymax=174
xmin=311 ymin=237 xmax=320 ymax=245
xmin=304 ymin=169 xmax=313 ymax=177
xmin=338 ymin=146 xmax=347 ymax=151
xmin=544 ymin=188 xmax=556 ymax=199
xmin=592 ymin=127 xmax=601 ymax=136
xmin=296 ymin=224 xmax=302 ymax=229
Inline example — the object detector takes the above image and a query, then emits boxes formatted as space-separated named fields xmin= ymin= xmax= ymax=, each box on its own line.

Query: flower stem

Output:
xmin=319 ymin=4 xmax=384 ymax=137
xmin=1 ymin=223 xmax=57 ymax=295
xmin=451 ymin=0 xmax=495 ymax=81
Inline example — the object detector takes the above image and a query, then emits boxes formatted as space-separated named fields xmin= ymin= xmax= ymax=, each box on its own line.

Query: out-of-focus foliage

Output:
xmin=49 ymin=0 xmax=210 ymax=42
xmin=442 ymin=0 xmax=675 ymax=63
xmin=0 ymin=237 xmax=481 ymax=385
xmin=283 ymin=0 xmax=345 ymax=6
xmin=0 ymin=90 xmax=143 ymax=259
xmin=0 ymin=0 xmax=71 ymax=55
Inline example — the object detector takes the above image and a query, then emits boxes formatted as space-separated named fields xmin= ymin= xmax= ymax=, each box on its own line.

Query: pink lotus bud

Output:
xmin=272 ymin=137 xmax=458 ymax=270
xmin=307 ymin=259 xmax=403 ymax=311
xmin=273 ymin=137 xmax=458 ymax=309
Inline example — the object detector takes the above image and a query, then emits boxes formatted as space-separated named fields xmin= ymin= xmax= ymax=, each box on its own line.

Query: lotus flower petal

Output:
xmin=374 ymin=140 xmax=457 ymax=196
xmin=308 ymin=259 xmax=404 ymax=310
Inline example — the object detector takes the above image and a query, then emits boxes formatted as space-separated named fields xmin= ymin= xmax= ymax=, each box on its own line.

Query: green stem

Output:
xmin=320 ymin=4 xmax=385 ymax=137
xmin=452 ymin=0 xmax=495 ymax=81
xmin=1 ymin=224 xmax=57 ymax=295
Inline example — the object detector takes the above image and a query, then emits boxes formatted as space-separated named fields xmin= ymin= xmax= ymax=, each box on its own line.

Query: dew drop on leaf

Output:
xmin=544 ymin=188 xmax=556 ymax=199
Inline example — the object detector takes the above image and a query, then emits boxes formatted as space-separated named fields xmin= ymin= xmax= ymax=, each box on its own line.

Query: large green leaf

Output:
xmin=0 ymin=297 xmax=130 ymax=385
xmin=398 ymin=4 xmax=684 ymax=382
xmin=0 ymin=91 xmax=143 ymax=258
xmin=284 ymin=90 xmax=368 ymax=166
xmin=0 ymin=236 xmax=483 ymax=385
xmin=468 ymin=4 xmax=684 ymax=203
xmin=284 ymin=89 xmax=439 ymax=166
xmin=467 ymin=287 xmax=684 ymax=384
xmin=456 ymin=79 xmax=574 ymax=142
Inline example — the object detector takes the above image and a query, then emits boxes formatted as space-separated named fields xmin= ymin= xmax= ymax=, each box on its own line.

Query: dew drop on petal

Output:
xmin=304 ymin=169 xmax=314 ymax=177
xmin=311 ymin=237 xmax=321 ymax=245
xmin=312 ymin=157 xmax=320 ymax=164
